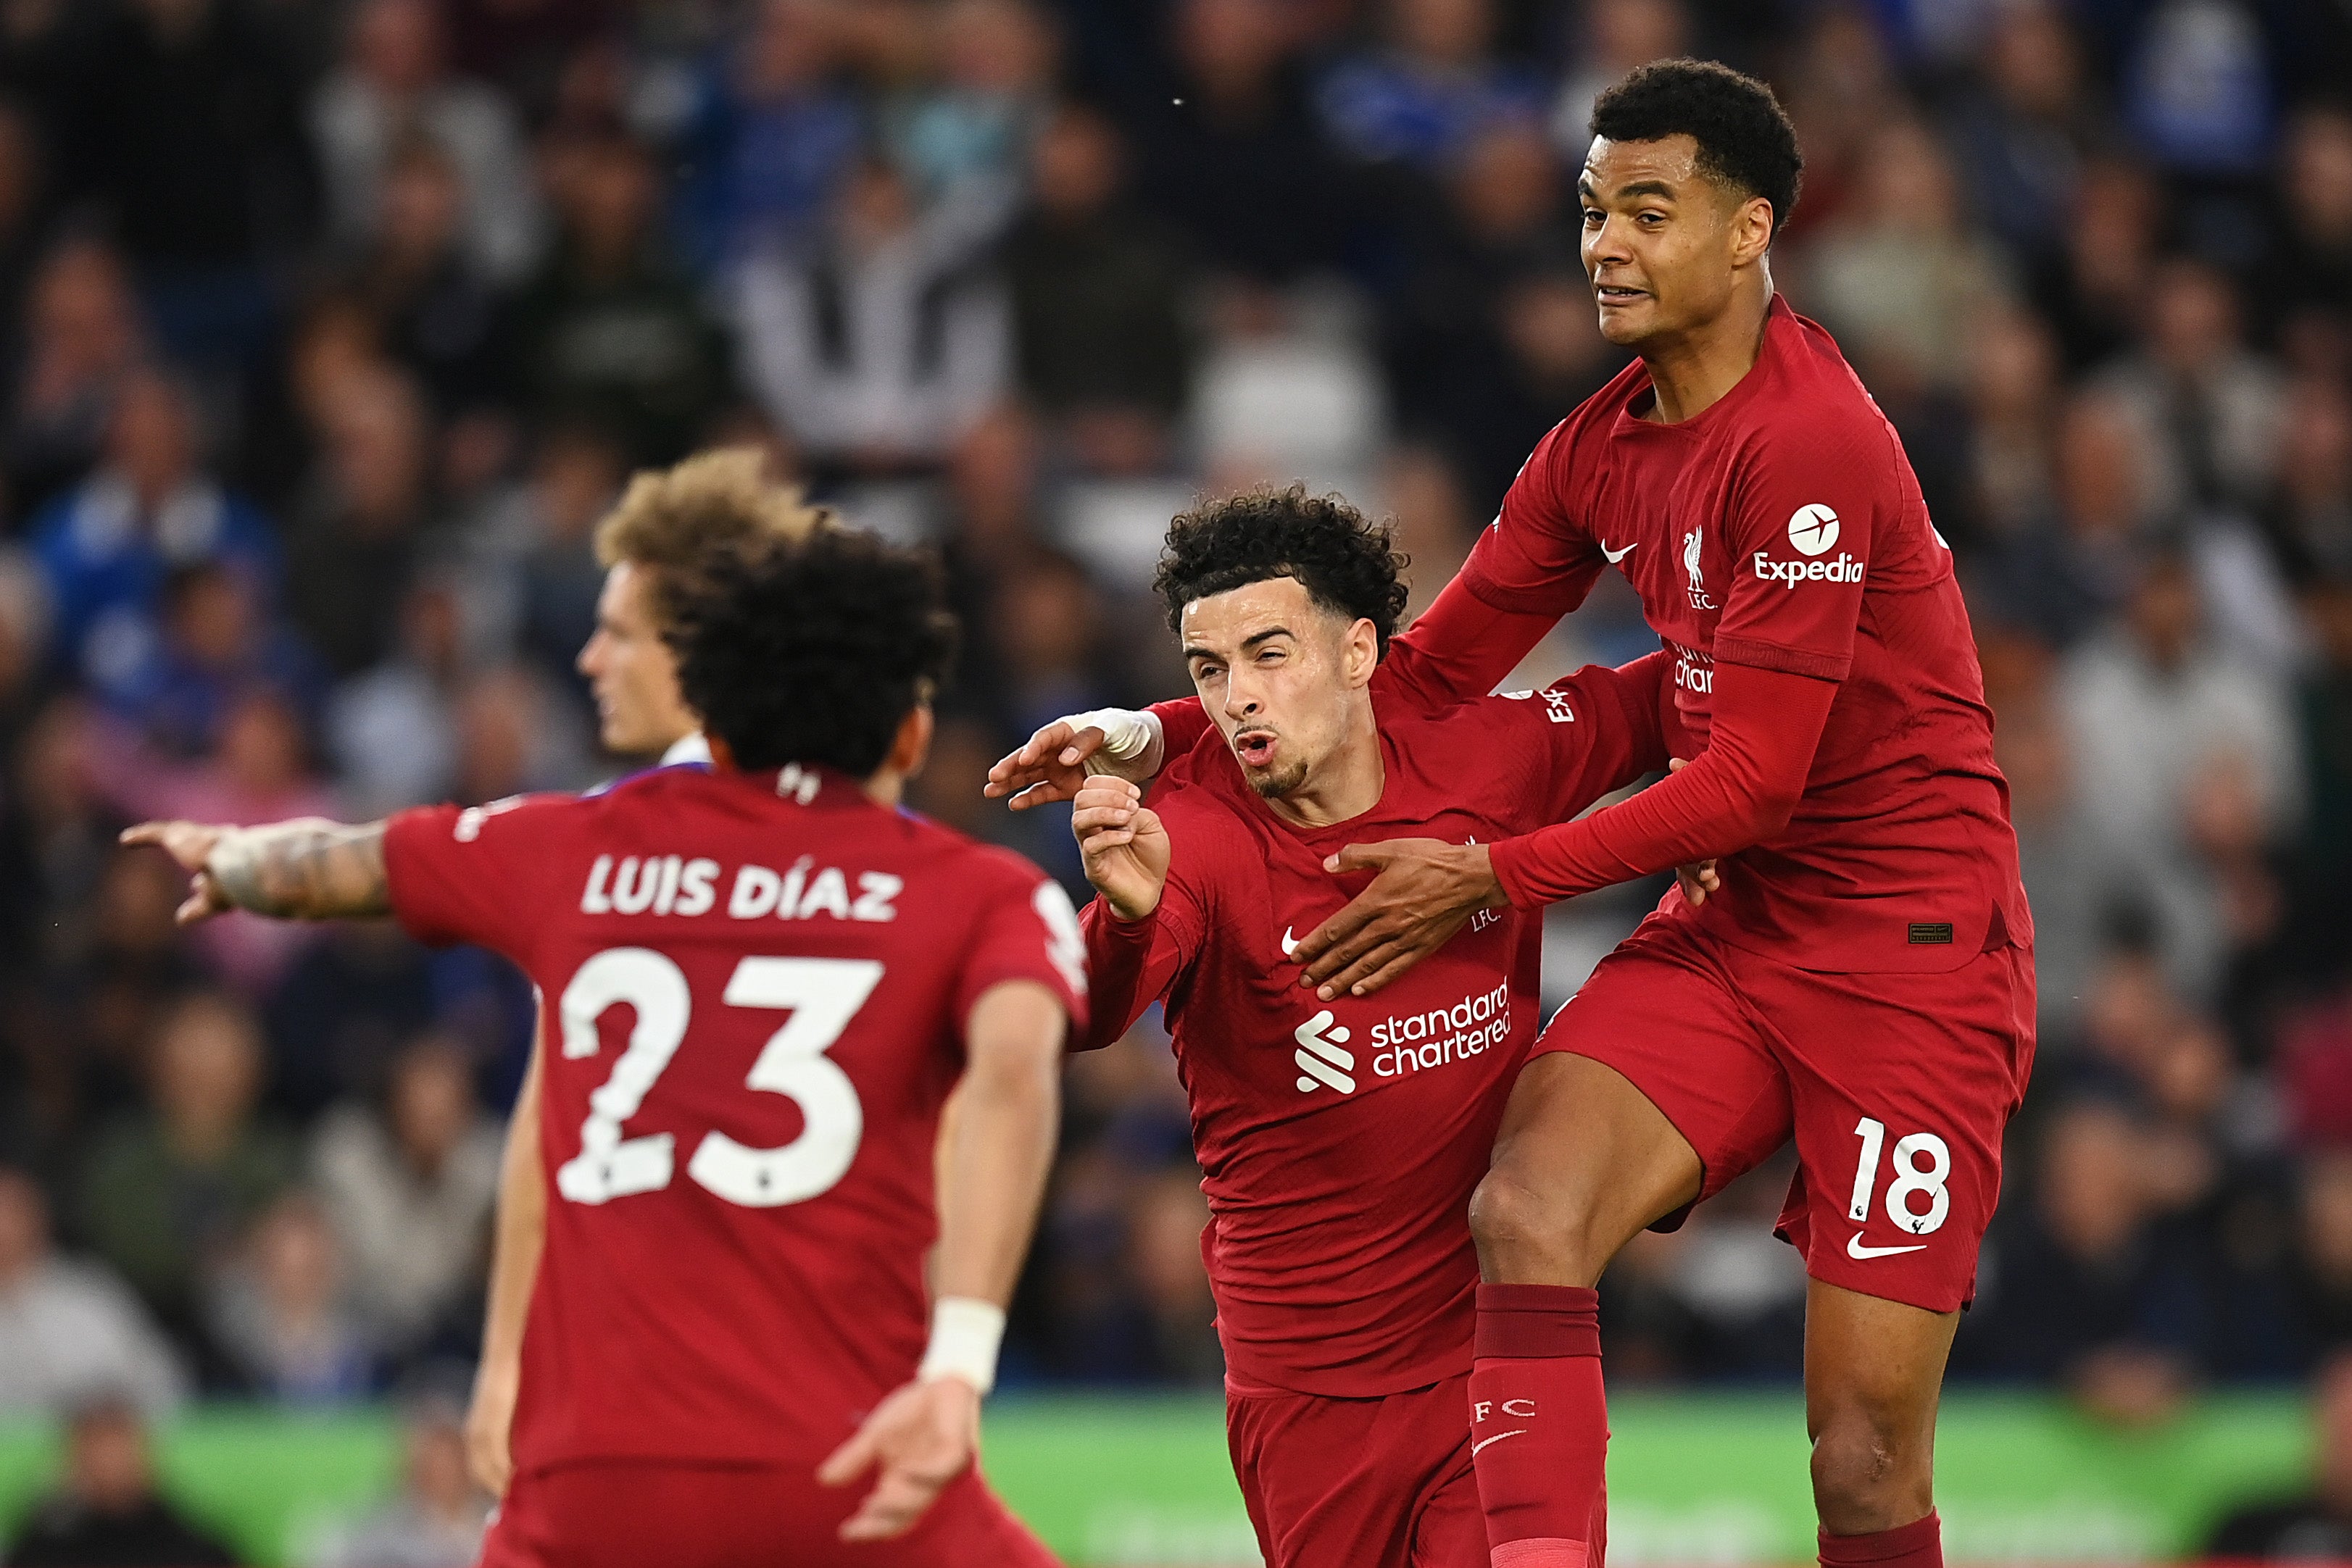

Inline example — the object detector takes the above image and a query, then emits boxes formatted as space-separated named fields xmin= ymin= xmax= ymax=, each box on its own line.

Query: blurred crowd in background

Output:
xmin=0 ymin=0 xmax=2348 ymax=1552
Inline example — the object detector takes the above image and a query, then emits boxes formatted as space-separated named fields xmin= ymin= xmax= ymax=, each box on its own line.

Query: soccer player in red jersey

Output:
xmin=126 ymin=525 xmax=1084 ymax=1567
xmin=1065 ymin=490 xmax=1670 ymax=1568
xmin=1002 ymin=59 xmax=2035 ymax=1568
xmin=467 ymin=449 xmax=830 ymax=1493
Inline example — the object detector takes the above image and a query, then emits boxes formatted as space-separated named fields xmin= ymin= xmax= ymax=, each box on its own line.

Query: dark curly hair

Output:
xmin=1153 ymin=487 xmax=1410 ymax=654
xmin=663 ymin=529 xmax=958 ymax=776
xmin=1589 ymin=59 xmax=1803 ymax=237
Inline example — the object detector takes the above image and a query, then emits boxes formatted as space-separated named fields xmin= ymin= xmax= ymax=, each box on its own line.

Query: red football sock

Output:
xmin=1470 ymin=1283 xmax=1608 ymax=1567
xmin=1819 ymin=1512 xmax=1942 ymax=1568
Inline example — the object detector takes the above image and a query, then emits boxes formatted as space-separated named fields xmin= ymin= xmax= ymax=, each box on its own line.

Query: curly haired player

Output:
xmin=1065 ymin=488 xmax=1672 ymax=1568
xmin=131 ymin=514 xmax=1081 ymax=1568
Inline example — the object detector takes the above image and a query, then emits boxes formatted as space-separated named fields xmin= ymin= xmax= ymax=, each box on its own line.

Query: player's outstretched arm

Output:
xmin=818 ymin=979 xmax=1065 ymax=1541
xmin=120 ymin=817 xmax=390 ymax=923
xmin=467 ymin=1025 xmax=547 ymax=1497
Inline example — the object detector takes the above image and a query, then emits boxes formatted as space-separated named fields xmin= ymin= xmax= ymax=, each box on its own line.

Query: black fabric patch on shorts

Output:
xmin=1908 ymin=922 xmax=1955 ymax=945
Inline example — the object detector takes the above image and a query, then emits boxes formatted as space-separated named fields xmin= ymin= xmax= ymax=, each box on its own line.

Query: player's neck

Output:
xmin=1637 ymin=275 xmax=1774 ymax=425
xmin=1263 ymin=715 xmax=1383 ymax=830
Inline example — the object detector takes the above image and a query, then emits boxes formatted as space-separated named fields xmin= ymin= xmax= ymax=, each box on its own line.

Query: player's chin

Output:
xmin=1594 ymin=299 xmax=1656 ymax=344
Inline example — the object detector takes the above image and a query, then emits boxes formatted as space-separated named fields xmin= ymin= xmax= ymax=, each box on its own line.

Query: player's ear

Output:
xmin=1730 ymin=193 xmax=1774 ymax=269
xmin=706 ymin=733 xmax=738 ymax=771
xmin=1344 ymin=618 xmax=1379 ymax=688
xmin=885 ymin=704 xmax=934 ymax=780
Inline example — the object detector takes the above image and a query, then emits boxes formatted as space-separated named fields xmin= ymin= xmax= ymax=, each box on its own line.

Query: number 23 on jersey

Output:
xmin=552 ymin=948 xmax=884 ymax=1210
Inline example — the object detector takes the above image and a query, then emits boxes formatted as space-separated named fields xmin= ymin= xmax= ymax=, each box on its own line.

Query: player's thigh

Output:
xmin=1763 ymin=945 xmax=2034 ymax=1315
xmin=1400 ymin=1379 xmax=1482 ymax=1568
xmin=1229 ymin=1379 xmax=1471 ymax=1568
xmin=1486 ymin=918 xmax=1792 ymax=1268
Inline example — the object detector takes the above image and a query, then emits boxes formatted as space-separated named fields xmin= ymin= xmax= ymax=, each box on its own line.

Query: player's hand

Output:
xmin=818 ymin=1376 xmax=981 ymax=1541
xmin=1663 ymin=762 xmax=1719 ymax=908
xmin=464 ymin=1359 xmax=519 ymax=1496
xmin=984 ymin=720 xmax=1107 ymax=812
xmin=119 ymin=821 xmax=234 ymax=924
xmin=1071 ymin=777 xmax=1170 ymax=921
xmin=1293 ymin=839 xmax=1505 ymax=1000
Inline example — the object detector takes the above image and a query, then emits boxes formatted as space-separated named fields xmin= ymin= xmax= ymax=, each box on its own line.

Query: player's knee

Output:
xmin=1468 ymin=1167 xmax=1605 ymax=1284
xmin=1808 ymin=1401 xmax=1932 ymax=1531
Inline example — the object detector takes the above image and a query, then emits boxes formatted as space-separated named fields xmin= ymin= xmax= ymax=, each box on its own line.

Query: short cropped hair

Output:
xmin=665 ymin=529 xmax=958 ymax=777
xmin=1590 ymin=59 xmax=1803 ymax=237
xmin=1154 ymin=486 xmax=1410 ymax=655
xmin=593 ymin=446 xmax=832 ymax=577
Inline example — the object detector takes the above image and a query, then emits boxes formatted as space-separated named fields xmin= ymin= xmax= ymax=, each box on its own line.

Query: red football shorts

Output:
xmin=478 ymin=1458 xmax=1060 ymax=1568
xmin=1537 ymin=910 xmax=2036 ymax=1314
xmin=1225 ymin=1370 xmax=1484 ymax=1568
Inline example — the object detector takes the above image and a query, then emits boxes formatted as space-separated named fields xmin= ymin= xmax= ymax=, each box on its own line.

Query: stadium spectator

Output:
xmin=1 ymin=1394 xmax=235 ymax=1568
xmin=1961 ymin=1101 xmax=2205 ymax=1423
xmin=49 ymin=0 xmax=317 ymax=368
xmin=5 ymin=238 xmax=149 ymax=517
xmin=1000 ymin=103 xmax=1192 ymax=473
xmin=0 ymin=1167 xmax=184 ymax=1417
xmin=311 ymin=1034 xmax=499 ymax=1360
xmin=27 ymin=368 xmax=278 ymax=697
xmin=1549 ymin=0 xmax=1689 ymax=165
xmin=1969 ymin=389 xmax=2158 ymax=649
xmin=207 ymin=1190 xmax=375 ymax=1404
xmin=309 ymin=1393 xmax=489 ymax=1568
xmin=502 ymin=131 xmax=735 ymax=467
xmin=2259 ymin=104 xmax=2352 ymax=360
xmin=1126 ymin=0 xmax=1357 ymax=284
xmin=78 ymin=991 xmax=298 ymax=1359
xmin=882 ymin=0 xmax=1056 ymax=212
xmin=1798 ymin=118 xmax=2012 ymax=395
xmin=311 ymin=0 xmax=541 ymax=286
xmin=2057 ymin=550 xmax=2301 ymax=1001
xmin=674 ymin=0 xmax=861 ymax=272
xmin=327 ymin=577 xmax=470 ymax=817
xmin=283 ymin=367 xmax=439 ymax=678
xmin=1315 ymin=0 xmax=1546 ymax=171
xmin=1941 ymin=1 xmax=2099 ymax=259
xmin=734 ymin=155 xmax=1009 ymax=474
xmin=336 ymin=142 xmax=507 ymax=425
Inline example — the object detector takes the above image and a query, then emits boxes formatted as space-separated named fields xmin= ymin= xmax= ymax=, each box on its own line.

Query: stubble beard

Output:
xmin=1246 ymin=757 xmax=1308 ymax=800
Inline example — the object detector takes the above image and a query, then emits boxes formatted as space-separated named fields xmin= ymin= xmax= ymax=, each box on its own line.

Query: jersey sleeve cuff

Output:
xmin=1709 ymin=635 xmax=1850 ymax=683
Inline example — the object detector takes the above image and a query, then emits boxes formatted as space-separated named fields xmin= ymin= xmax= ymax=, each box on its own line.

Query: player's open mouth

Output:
xmin=1234 ymin=730 xmax=1279 ymax=767
xmin=1595 ymin=283 xmax=1646 ymax=304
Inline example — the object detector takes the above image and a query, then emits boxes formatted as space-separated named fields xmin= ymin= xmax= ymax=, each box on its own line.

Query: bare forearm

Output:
xmin=481 ymin=1041 xmax=547 ymax=1373
xmin=936 ymin=985 xmax=1063 ymax=1306
xmin=209 ymin=819 xmax=391 ymax=919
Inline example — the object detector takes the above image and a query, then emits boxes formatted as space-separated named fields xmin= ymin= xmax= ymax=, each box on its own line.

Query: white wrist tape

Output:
xmin=1063 ymin=709 xmax=1163 ymax=778
xmin=917 ymin=1296 xmax=1006 ymax=1395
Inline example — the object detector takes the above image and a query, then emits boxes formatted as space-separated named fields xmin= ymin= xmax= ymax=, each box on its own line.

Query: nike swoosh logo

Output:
xmin=1471 ymin=1430 xmax=1527 ymax=1456
xmin=1281 ymin=927 xmax=1300 ymax=957
xmin=1600 ymin=541 xmax=1638 ymax=564
xmin=1848 ymin=1232 xmax=1928 ymax=1260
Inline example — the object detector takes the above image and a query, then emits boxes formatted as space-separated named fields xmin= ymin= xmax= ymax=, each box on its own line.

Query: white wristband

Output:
xmin=1063 ymin=709 xmax=1164 ymax=778
xmin=917 ymin=1296 xmax=1006 ymax=1396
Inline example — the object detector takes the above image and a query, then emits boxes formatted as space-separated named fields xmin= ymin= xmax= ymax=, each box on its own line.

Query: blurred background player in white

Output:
xmin=124 ymin=489 xmax=1084 ymax=1566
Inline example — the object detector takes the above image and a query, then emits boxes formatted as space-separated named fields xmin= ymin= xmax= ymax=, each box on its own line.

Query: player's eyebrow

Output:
xmin=1181 ymin=625 xmax=1293 ymax=662
xmin=1584 ymin=178 xmax=1676 ymax=202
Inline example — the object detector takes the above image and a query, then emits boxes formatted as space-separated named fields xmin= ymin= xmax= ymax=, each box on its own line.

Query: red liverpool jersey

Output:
xmin=1461 ymin=293 xmax=2031 ymax=972
xmin=382 ymin=763 xmax=1088 ymax=1471
xmin=1084 ymin=659 xmax=1665 ymax=1397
